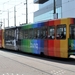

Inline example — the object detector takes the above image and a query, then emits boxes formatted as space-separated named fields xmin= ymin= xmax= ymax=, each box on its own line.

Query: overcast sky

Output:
xmin=0 ymin=0 xmax=38 ymax=28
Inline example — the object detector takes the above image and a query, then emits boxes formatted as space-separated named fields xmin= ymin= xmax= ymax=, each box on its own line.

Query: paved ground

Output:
xmin=0 ymin=49 xmax=75 ymax=75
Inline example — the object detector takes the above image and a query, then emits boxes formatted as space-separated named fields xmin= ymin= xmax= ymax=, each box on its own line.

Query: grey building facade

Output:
xmin=34 ymin=0 xmax=62 ymax=22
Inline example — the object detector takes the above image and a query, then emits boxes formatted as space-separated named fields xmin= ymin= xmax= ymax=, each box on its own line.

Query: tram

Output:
xmin=1 ymin=18 xmax=75 ymax=58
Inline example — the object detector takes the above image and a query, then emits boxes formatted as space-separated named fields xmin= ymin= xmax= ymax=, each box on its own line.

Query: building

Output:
xmin=62 ymin=0 xmax=75 ymax=18
xmin=34 ymin=0 xmax=75 ymax=23
xmin=34 ymin=0 xmax=62 ymax=22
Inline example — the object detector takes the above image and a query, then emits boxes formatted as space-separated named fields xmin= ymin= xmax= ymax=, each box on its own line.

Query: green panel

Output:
xmin=21 ymin=39 xmax=32 ymax=53
xmin=28 ymin=39 xmax=32 ymax=53
xmin=68 ymin=39 xmax=73 ymax=50
xmin=21 ymin=39 xmax=26 ymax=52
xmin=21 ymin=24 xmax=32 ymax=30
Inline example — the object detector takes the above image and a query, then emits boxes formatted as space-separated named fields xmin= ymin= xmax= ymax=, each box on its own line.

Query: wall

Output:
xmin=34 ymin=0 xmax=62 ymax=22
xmin=62 ymin=0 xmax=75 ymax=18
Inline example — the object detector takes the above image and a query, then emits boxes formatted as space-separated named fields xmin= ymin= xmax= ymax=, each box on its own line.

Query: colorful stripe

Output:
xmin=21 ymin=18 xmax=75 ymax=58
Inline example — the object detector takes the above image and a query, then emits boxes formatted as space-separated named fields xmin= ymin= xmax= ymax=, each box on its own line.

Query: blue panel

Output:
xmin=33 ymin=23 xmax=38 ymax=28
xmin=38 ymin=23 xmax=41 ymax=27
xmin=34 ymin=40 xmax=38 ymax=54
xmin=39 ymin=39 xmax=44 ymax=54
xmin=73 ymin=40 xmax=75 ymax=50
xmin=30 ymin=40 xmax=34 ymax=53
xmin=38 ymin=22 xmax=44 ymax=28
xmin=31 ymin=39 xmax=39 ymax=54
xmin=31 ymin=39 xmax=44 ymax=54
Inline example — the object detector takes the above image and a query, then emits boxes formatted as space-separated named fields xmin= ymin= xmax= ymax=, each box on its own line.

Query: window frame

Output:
xmin=48 ymin=26 xmax=55 ymax=40
xmin=56 ymin=24 xmax=66 ymax=40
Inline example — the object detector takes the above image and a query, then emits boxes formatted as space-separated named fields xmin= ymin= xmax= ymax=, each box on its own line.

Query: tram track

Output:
xmin=0 ymin=50 xmax=75 ymax=75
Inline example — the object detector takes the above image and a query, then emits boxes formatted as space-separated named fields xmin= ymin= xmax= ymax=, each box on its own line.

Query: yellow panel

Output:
xmin=67 ymin=18 xmax=71 ymax=38
xmin=60 ymin=40 xmax=68 ymax=52
xmin=60 ymin=52 xmax=68 ymax=58
xmin=61 ymin=18 xmax=68 ymax=24
xmin=60 ymin=40 xmax=68 ymax=58
xmin=60 ymin=53 xmax=63 ymax=58
xmin=60 ymin=18 xmax=69 ymax=58
xmin=63 ymin=53 xmax=68 ymax=58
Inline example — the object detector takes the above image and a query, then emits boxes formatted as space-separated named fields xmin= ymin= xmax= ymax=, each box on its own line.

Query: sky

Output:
xmin=0 ymin=0 xmax=39 ymax=28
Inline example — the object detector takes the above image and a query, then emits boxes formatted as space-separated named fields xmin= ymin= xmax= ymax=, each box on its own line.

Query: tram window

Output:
xmin=23 ymin=30 xmax=28 ymax=39
xmin=12 ymin=30 xmax=15 ymax=39
xmin=56 ymin=25 xmax=66 ymax=39
xmin=5 ymin=30 xmax=9 ymax=40
xmin=48 ymin=26 xmax=55 ymax=39
xmin=29 ymin=29 xmax=33 ymax=39
xmin=42 ymin=27 xmax=48 ymax=39
xmin=33 ymin=28 xmax=43 ymax=39
xmin=19 ymin=30 xmax=23 ymax=39
xmin=33 ymin=29 xmax=38 ymax=39
xmin=33 ymin=28 xmax=40 ymax=39
xmin=70 ymin=25 xmax=75 ymax=39
xmin=39 ymin=28 xmax=43 ymax=39
xmin=9 ymin=30 xmax=12 ymax=40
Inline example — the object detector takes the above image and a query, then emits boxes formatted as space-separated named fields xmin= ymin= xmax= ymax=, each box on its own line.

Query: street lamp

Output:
xmin=8 ymin=10 xmax=9 ymax=27
xmin=53 ymin=0 xmax=58 ymax=19
xmin=14 ymin=6 xmax=16 ymax=27
xmin=54 ymin=0 xmax=56 ymax=14
xmin=24 ymin=0 xmax=28 ymax=24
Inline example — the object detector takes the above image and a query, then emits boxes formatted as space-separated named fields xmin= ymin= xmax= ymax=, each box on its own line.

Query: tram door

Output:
xmin=68 ymin=25 xmax=75 ymax=56
xmin=55 ymin=25 xmax=67 ymax=58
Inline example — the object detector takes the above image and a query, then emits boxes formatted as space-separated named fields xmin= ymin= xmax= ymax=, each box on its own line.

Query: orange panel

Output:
xmin=54 ymin=19 xmax=60 ymax=26
xmin=54 ymin=40 xmax=60 ymax=57
xmin=54 ymin=19 xmax=61 ymax=57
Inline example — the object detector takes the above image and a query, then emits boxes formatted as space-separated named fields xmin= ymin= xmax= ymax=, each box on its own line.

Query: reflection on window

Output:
xmin=56 ymin=25 xmax=66 ymax=39
xmin=37 ymin=29 xmax=40 ymax=38
xmin=33 ymin=28 xmax=41 ymax=39
xmin=38 ymin=27 xmax=48 ymax=39
xmin=5 ymin=30 xmax=9 ymax=40
xmin=12 ymin=30 xmax=15 ymax=39
xmin=39 ymin=28 xmax=43 ymax=39
xmin=33 ymin=27 xmax=48 ymax=39
xmin=70 ymin=25 xmax=75 ymax=39
xmin=5 ymin=29 xmax=16 ymax=40
xmin=23 ymin=30 xmax=28 ymax=39
xmin=48 ymin=26 xmax=55 ymax=39
xmin=33 ymin=29 xmax=38 ymax=39
xmin=42 ymin=27 xmax=48 ymax=39
xmin=19 ymin=30 xmax=23 ymax=39
xmin=29 ymin=29 xmax=33 ymax=39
